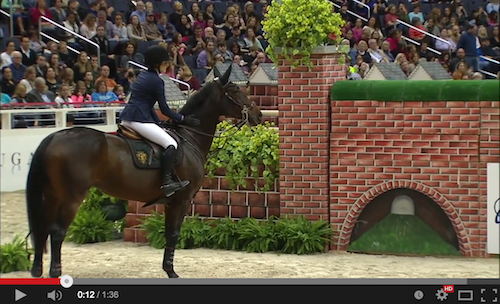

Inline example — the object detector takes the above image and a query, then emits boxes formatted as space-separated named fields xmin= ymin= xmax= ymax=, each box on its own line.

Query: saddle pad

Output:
xmin=123 ymin=138 xmax=162 ymax=169
xmin=117 ymin=130 xmax=184 ymax=170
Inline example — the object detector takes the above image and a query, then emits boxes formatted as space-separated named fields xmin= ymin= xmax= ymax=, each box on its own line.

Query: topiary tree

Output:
xmin=261 ymin=0 xmax=345 ymax=68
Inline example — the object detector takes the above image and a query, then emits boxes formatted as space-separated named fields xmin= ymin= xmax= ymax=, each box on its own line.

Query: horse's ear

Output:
xmin=214 ymin=67 xmax=221 ymax=79
xmin=220 ymin=63 xmax=232 ymax=85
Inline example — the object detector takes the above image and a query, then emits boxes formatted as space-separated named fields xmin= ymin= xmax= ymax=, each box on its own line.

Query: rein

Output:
xmin=175 ymin=113 xmax=248 ymax=139
xmin=175 ymin=106 xmax=249 ymax=160
xmin=174 ymin=81 xmax=252 ymax=160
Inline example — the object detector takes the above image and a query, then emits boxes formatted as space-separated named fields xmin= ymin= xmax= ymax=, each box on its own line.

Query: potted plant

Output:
xmin=204 ymin=121 xmax=279 ymax=192
xmin=261 ymin=0 xmax=346 ymax=68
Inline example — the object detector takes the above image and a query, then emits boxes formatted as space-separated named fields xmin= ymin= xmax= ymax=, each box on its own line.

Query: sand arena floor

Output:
xmin=1 ymin=191 xmax=498 ymax=279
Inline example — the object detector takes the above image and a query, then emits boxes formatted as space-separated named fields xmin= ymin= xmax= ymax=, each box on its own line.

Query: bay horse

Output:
xmin=25 ymin=65 xmax=263 ymax=278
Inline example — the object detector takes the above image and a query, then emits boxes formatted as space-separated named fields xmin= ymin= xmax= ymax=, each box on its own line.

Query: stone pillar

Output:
xmin=277 ymin=46 xmax=346 ymax=221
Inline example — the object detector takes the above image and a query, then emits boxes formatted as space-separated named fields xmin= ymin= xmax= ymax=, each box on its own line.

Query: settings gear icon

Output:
xmin=436 ymin=288 xmax=448 ymax=301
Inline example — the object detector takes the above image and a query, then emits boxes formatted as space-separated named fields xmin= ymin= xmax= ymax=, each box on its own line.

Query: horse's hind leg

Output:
xmin=48 ymin=222 xmax=66 ymax=278
xmin=31 ymin=195 xmax=60 ymax=278
xmin=49 ymin=199 xmax=83 ymax=278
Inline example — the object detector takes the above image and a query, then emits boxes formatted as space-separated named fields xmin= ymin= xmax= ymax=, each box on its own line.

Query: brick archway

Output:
xmin=335 ymin=180 xmax=471 ymax=256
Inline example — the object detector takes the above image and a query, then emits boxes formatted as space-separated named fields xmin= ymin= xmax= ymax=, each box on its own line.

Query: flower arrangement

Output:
xmin=261 ymin=0 xmax=345 ymax=68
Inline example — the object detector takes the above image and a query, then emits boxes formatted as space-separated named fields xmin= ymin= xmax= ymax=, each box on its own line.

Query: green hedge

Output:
xmin=331 ymin=80 xmax=500 ymax=102
xmin=139 ymin=214 xmax=334 ymax=255
xmin=205 ymin=121 xmax=279 ymax=191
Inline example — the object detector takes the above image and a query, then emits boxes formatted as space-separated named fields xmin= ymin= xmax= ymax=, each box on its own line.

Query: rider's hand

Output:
xmin=183 ymin=115 xmax=200 ymax=126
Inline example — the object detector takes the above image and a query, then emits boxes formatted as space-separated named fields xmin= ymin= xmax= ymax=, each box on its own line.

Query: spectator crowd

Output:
xmin=0 ymin=0 xmax=498 ymax=127
xmin=339 ymin=0 xmax=499 ymax=80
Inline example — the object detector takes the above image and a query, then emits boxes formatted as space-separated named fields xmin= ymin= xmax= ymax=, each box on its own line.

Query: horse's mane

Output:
xmin=178 ymin=82 xmax=215 ymax=116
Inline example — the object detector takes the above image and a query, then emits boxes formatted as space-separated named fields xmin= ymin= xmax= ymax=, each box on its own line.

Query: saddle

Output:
xmin=116 ymin=124 xmax=184 ymax=169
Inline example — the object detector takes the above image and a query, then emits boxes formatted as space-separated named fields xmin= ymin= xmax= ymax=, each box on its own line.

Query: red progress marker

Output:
xmin=0 ymin=278 xmax=60 ymax=285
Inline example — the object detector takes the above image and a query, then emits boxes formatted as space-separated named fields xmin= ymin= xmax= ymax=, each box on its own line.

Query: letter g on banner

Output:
xmin=11 ymin=152 xmax=21 ymax=166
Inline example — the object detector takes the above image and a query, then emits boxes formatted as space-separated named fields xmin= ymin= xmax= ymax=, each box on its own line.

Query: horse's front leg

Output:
xmin=162 ymin=199 xmax=190 ymax=278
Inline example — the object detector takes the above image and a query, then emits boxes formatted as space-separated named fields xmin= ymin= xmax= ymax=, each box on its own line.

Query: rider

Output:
xmin=119 ymin=45 xmax=200 ymax=198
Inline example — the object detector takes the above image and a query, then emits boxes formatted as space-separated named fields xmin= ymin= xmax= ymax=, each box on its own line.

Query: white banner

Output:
xmin=487 ymin=163 xmax=500 ymax=254
xmin=1 ymin=126 xmax=116 ymax=192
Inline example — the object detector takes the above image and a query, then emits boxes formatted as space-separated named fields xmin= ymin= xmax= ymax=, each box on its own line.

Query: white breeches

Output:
xmin=121 ymin=120 xmax=177 ymax=149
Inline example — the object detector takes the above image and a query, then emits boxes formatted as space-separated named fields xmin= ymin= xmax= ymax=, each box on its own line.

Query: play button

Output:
xmin=15 ymin=289 xmax=27 ymax=301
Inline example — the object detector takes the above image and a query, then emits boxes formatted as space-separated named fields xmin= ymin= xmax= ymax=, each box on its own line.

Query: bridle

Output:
xmin=176 ymin=79 xmax=254 ymax=138
xmin=174 ymin=79 xmax=256 ymax=159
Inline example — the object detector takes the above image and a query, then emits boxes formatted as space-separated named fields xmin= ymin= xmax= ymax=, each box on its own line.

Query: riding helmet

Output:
xmin=144 ymin=45 xmax=170 ymax=70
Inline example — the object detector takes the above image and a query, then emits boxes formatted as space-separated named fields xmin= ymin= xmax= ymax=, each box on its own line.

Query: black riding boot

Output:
xmin=160 ymin=146 xmax=190 ymax=197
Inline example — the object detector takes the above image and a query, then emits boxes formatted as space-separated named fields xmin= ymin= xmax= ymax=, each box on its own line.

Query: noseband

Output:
xmin=216 ymin=79 xmax=254 ymax=130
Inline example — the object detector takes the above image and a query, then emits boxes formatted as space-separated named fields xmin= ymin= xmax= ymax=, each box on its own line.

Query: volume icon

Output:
xmin=47 ymin=290 xmax=63 ymax=302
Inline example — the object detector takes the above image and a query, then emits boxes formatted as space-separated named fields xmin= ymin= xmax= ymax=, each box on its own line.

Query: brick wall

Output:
xmin=249 ymin=85 xmax=278 ymax=125
xmin=326 ymin=100 xmax=499 ymax=257
xmin=124 ymin=174 xmax=280 ymax=243
xmin=277 ymin=50 xmax=346 ymax=222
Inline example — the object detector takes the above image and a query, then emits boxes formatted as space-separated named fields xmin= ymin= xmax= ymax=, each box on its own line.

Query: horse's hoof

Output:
xmin=166 ymin=270 xmax=179 ymax=278
xmin=49 ymin=265 xmax=62 ymax=278
xmin=31 ymin=267 xmax=43 ymax=278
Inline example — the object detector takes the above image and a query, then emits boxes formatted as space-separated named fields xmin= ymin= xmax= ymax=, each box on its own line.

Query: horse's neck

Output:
xmin=185 ymin=108 xmax=221 ymax=157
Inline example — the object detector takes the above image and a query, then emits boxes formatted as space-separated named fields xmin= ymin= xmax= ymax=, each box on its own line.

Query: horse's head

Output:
xmin=213 ymin=64 xmax=262 ymax=126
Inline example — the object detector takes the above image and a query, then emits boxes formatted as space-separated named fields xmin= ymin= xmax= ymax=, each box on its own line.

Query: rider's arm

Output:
xmin=155 ymin=77 xmax=184 ymax=122
xmin=151 ymin=107 xmax=161 ymax=124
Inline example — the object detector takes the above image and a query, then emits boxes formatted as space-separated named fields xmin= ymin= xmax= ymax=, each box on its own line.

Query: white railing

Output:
xmin=39 ymin=16 xmax=101 ymax=66
xmin=1 ymin=106 xmax=122 ymax=129
xmin=332 ymin=2 xmax=368 ymax=22
xmin=0 ymin=0 xmax=18 ymax=38
xmin=0 ymin=7 xmax=13 ymax=37
xmin=128 ymin=60 xmax=192 ymax=98
xmin=353 ymin=0 xmax=370 ymax=20
xmin=395 ymin=19 xmax=452 ymax=54
xmin=401 ymin=36 xmax=441 ymax=55
xmin=127 ymin=60 xmax=147 ymax=70
xmin=478 ymin=56 xmax=499 ymax=78
xmin=0 ymin=8 xmax=9 ymax=17
xmin=479 ymin=69 xmax=498 ymax=78
xmin=481 ymin=56 xmax=500 ymax=65
xmin=40 ymin=32 xmax=82 ymax=56
xmin=1 ymin=107 xmax=279 ymax=130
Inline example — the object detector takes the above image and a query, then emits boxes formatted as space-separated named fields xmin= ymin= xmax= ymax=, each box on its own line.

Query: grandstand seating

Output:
xmin=0 ymin=0 xmax=498 ymax=128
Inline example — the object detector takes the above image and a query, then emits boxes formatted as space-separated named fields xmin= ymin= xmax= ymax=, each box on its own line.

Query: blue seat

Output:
xmin=193 ymin=68 xmax=208 ymax=83
xmin=77 ymin=0 xmax=89 ymax=10
xmin=421 ymin=4 xmax=432 ymax=17
xmin=213 ymin=2 xmax=228 ymax=15
xmin=180 ymin=0 xmax=189 ymax=14
xmin=200 ymin=1 xmax=213 ymax=11
xmin=137 ymin=40 xmax=149 ymax=55
xmin=259 ymin=39 xmax=269 ymax=51
xmin=109 ymin=39 xmax=118 ymax=52
xmin=22 ymin=0 xmax=36 ymax=8
xmin=254 ymin=3 xmax=263 ymax=13
xmin=4 ymin=38 xmax=20 ymax=49
xmin=182 ymin=55 xmax=196 ymax=69
xmin=156 ymin=2 xmax=173 ymax=14
xmin=148 ymin=40 xmax=161 ymax=47
xmin=114 ymin=0 xmax=131 ymax=13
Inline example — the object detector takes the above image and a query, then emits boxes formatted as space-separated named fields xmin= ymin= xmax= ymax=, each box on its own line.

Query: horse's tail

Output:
xmin=26 ymin=133 xmax=56 ymax=253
